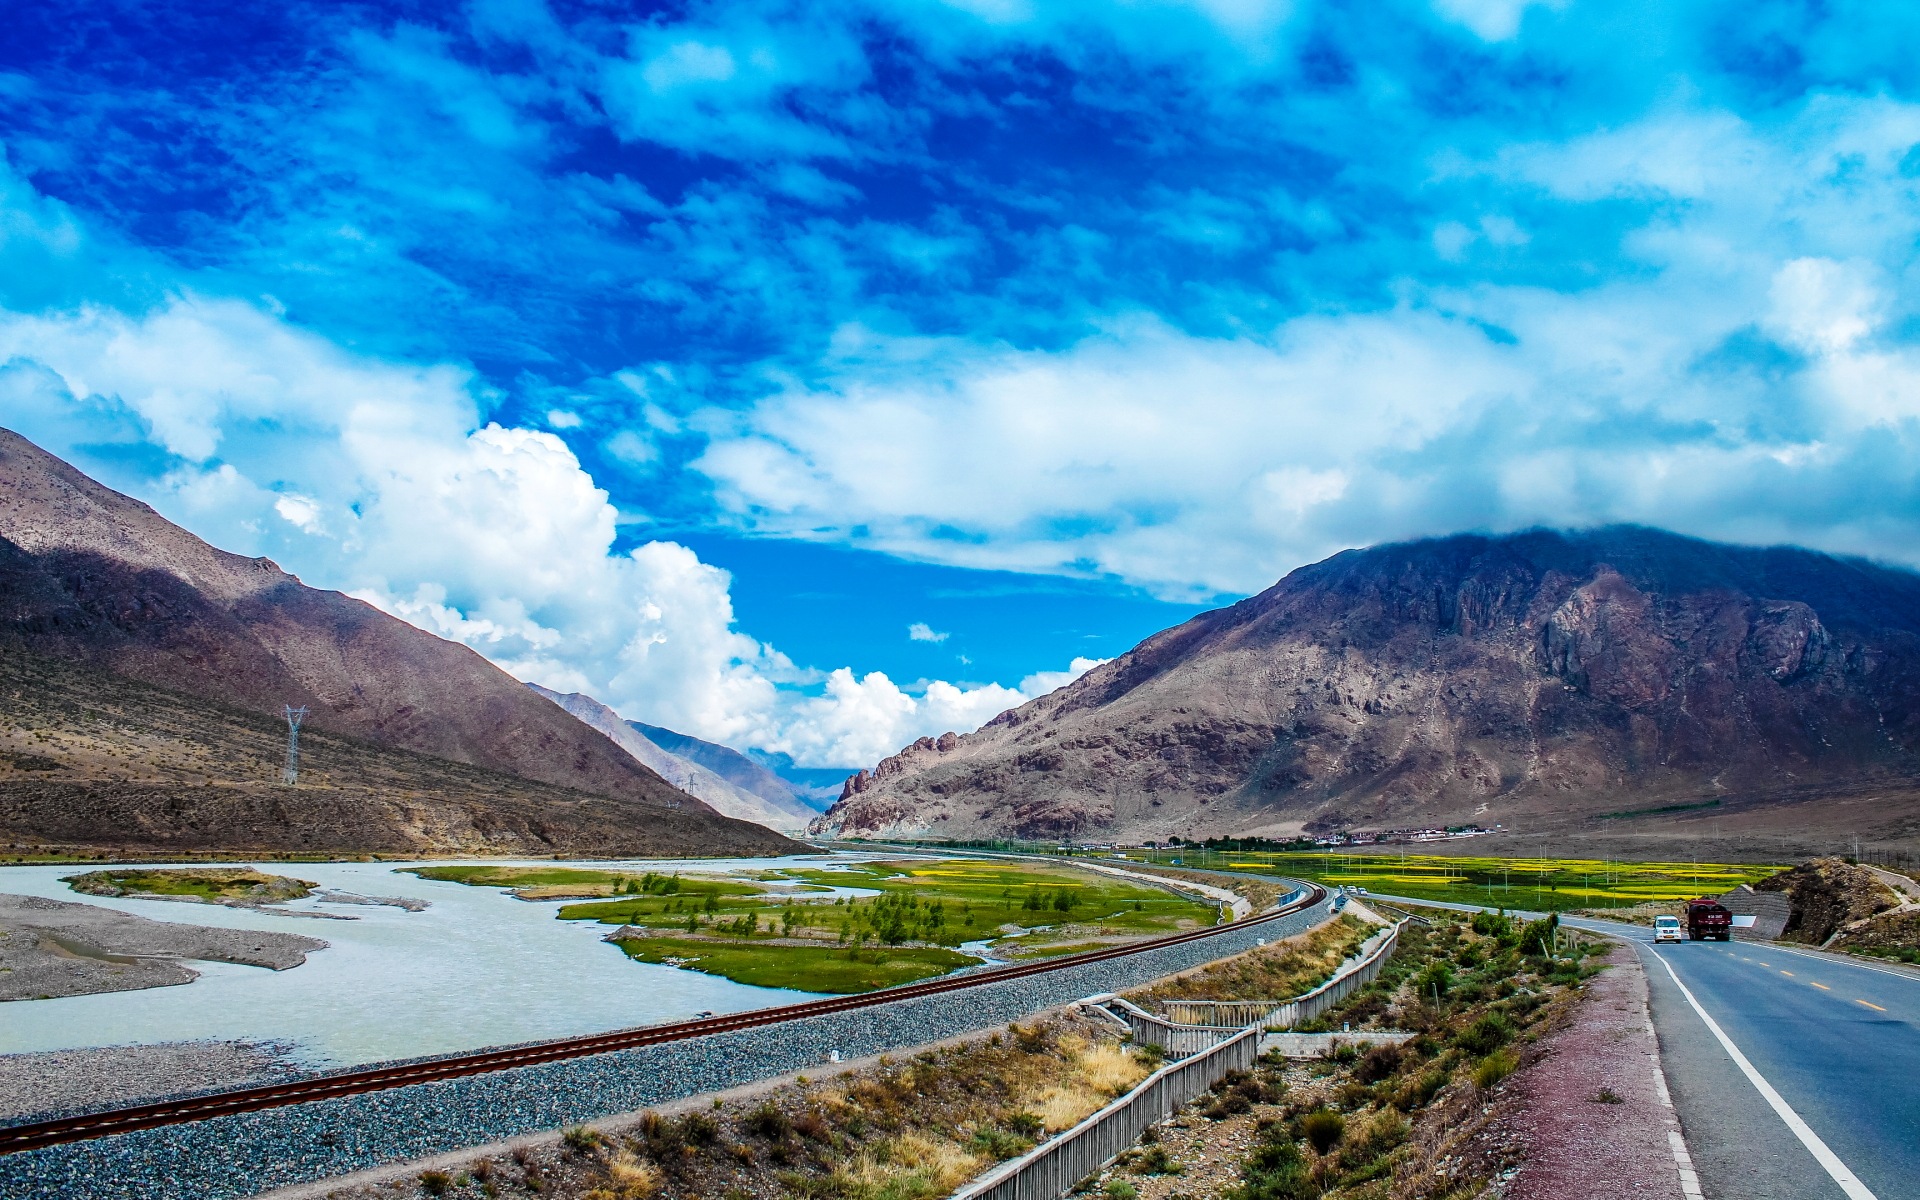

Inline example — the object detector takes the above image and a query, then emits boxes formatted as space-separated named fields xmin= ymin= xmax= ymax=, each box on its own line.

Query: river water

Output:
xmin=0 ymin=854 xmax=890 ymax=1068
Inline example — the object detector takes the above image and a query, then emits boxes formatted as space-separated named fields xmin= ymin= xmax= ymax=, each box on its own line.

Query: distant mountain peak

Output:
xmin=815 ymin=526 xmax=1920 ymax=854
xmin=526 ymin=686 xmax=817 ymax=830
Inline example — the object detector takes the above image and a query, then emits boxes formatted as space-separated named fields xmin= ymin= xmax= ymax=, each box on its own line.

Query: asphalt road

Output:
xmin=1362 ymin=889 xmax=1917 ymax=1200
xmin=1602 ymin=928 xmax=1919 ymax=1200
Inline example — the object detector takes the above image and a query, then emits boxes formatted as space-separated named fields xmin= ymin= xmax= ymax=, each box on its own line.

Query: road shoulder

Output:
xmin=1506 ymin=939 xmax=1688 ymax=1200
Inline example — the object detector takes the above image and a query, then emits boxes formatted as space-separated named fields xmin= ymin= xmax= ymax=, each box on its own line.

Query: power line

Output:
xmin=281 ymin=705 xmax=308 ymax=787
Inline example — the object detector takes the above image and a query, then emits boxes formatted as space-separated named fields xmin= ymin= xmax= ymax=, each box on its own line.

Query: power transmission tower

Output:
xmin=282 ymin=705 xmax=308 ymax=786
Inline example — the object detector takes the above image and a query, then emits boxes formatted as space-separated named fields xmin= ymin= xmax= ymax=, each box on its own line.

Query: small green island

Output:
xmin=62 ymin=866 xmax=317 ymax=905
xmin=407 ymin=858 xmax=1218 ymax=993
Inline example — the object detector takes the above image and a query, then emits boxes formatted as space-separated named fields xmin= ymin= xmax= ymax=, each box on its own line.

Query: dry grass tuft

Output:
xmin=1075 ymin=1043 xmax=1150 ymax=1097
xmin=829 ymin=1132 xmax=986 ymax=1198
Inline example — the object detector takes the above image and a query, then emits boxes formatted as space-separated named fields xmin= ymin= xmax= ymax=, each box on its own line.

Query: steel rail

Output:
xmin=0 ymin=882 xmax=1326 ymax=1156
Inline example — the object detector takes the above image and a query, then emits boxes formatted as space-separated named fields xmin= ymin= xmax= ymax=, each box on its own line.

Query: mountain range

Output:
xmin=528 ymin=685 xmax=819 ymax=829
xmin=816 ymin=527 xmax=1920 ymax=857
xmin=0 ymin=428 xmax=797 ymax=858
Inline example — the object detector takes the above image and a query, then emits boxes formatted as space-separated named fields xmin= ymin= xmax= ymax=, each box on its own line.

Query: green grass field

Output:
xmin=608 ymin=935 xmax=980 ymax=992
xmin=559 ymin=858 xmax=1217 ymax=946
xmin=62 ymin=866 xmax=314 ymax=903
xmin=417 ymin=856 xmax=1218 ymax=992
xmin=402 ymin=864 xmax=762 ymax=895
xmin=1132 ymin=848 xmax=1784 ymax=913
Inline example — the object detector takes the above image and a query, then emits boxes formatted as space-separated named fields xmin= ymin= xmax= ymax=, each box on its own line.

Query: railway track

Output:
xmin=0 ymin=881 xmax=1326 ymax=1157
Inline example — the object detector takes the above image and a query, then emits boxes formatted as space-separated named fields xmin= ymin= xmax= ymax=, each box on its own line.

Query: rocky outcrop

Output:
xmin=1755 ymin=857 xmax=1901 ymax=945
xmin=814 ymin=527 xmax=1920 ymax=845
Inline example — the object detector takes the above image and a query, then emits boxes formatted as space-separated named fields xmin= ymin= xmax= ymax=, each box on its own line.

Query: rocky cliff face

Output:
xmin=0 ymin=428 xmax=798 ymax=856
xmin=815 ymin=528 xmax=1920 ymax=846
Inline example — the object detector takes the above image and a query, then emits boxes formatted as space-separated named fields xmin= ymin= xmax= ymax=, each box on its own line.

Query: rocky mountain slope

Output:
xmin=528 ymin=686 xmax=818 ymax=829
xmin=0 ymin=428 xmax=795 ymax=856
xmin=815 ymin=528 xmax=1920 ymax=853
xmin=631 ymin=721 xmax=833 ymax=813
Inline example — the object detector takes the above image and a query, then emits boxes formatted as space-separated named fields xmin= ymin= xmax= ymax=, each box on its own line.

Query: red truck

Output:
xmin=1687 ymin=898 xmax=1734 ymax=941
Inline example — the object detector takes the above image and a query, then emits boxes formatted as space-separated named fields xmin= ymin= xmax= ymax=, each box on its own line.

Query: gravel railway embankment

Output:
xmin=0 ymin=891 xmax=1327 ymax=1200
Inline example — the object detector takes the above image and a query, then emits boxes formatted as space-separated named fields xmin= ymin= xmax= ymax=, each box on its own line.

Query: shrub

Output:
xmin=1228 ymin=1127 xmax=1316 ymax=1200
xmin=1003 ymin=1111 xmax=1044 ymax=1138
xmin=1394 ymin=1069 xmax=1450 ymax=1110
xmin=1132 ymin=1145 xmax=1181 ymax=1176
xmin=1519 ymin=914 xmax=1559 ymax=956
xmin=563 ymin=1126 xmax=605 ymax=1152
xmin=1454 ymin=1012 xmax=1514 ymax=1057
xmin=1203 ymin=1069 xmax=1280 ymax=1118
xmin=1412 ymin=963 xmax=1452 ymax=1001
xmin=681 ymin=1112 xmax=720 ymax=1146
xmin=1475 ymin=1050 xmax=1519 ymax=1089
xmin=1336 ymin=1111 xmax=1409 ymax=1180
xmin=601 ymin=1150 xmax=662 ymax=1199
xmin=1104 ymin=1180 xmax=1138 ymax=1199
xmin=793 ymin=1110 xmax=833 ymax=1142
xmin=1298 ymin=1108 xmax=1345 ymax=1155
xmin=966 ymin=1128 xmax=1034 ymax=1160
xmin=420 ymin=1171 xmax=453 ymax=1197
xmin=1354 ymin=1042 xmax=1403 ymax=1084
xmin=742 ymin=1102 xmax=793 ymax=1140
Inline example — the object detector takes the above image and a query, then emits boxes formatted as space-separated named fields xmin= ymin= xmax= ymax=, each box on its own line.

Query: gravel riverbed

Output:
xmin=0 ymin=898 xmax=1325 ymax=1200
xmin=0 ymin=1042 xmax=305 ymax=1123
xmin=0 ymin=894 xmax=328 ymax=1002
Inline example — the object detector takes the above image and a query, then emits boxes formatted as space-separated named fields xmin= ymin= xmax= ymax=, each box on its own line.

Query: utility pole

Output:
xmin=281 ymin=705 xmax=308 ymax=786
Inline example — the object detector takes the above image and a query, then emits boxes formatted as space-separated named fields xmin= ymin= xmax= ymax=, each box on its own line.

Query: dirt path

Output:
xmin=1507 ymin=942 xmax=1690 ymax=1200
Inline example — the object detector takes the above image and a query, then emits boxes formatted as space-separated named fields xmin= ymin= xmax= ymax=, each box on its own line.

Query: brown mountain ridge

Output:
xmin=0 ymin=428 xmax=796 ymax=857
xmin=816 ymin=527 xmax=1920 ymax=856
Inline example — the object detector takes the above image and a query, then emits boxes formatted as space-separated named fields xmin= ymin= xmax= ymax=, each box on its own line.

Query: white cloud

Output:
xmin=0 ymin=293 xmax=1081 ymax=768
xmin=687 ymin=93 xmax=1920 ymax=596
xmin=908 ymin=622 xmax=949 ymax=642
xmin=1765 ymin=257 xmax=1883 ymax=356
xmin=1429 ymin=0 xmax=1568 ymax=41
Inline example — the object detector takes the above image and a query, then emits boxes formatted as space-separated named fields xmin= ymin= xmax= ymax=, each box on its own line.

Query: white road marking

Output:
xmin=1652 ymin=953 xmax=1882 ymax=1200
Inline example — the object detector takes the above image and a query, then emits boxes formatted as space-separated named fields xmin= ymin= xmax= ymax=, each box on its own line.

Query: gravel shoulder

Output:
xmin=0 ymin=892 xmax=328 ymax=1001
xmin=1506 ymin=939 xmax=1683 ymax=1200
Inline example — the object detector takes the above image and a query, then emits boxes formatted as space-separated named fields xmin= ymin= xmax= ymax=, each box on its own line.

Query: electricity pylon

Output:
xmin=282 ymin=705 xmax=309 ymax=786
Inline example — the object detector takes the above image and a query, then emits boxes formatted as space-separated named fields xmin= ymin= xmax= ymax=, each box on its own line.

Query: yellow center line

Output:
xmin=1810 ymin=982 xmax=1831 ymax=991
xmin=1857 ymin=1000 xmax=1887 ymax=1012
xmin=1781 ymin=970 xmax=1795 ymax=977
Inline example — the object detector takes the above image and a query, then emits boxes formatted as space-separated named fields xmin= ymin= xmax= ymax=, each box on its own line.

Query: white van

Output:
xmin=1654 ymin=915 xmax=1684 ymax=944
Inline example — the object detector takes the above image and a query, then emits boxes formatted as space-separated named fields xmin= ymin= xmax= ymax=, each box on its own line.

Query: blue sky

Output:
xmin=6 ymin=1 xmax=1920 ymax=766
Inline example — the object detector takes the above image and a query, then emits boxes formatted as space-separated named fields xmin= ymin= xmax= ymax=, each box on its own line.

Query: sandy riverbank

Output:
xmin=0 ymin=893 xmax=327 ymax=1001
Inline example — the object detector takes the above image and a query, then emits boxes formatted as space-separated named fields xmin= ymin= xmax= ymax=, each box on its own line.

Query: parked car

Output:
xmin=1654 ymin=915 xmax=1684 ymax=943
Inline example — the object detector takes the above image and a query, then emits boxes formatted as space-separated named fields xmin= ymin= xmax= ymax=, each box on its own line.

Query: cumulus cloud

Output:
xmin=689 ymin=93 xmax=1920 ymax=595
xmin=0 ymin=293 xmax=1078 ymax=767
xmin=908 ymin=622 xmax=949 ymax=642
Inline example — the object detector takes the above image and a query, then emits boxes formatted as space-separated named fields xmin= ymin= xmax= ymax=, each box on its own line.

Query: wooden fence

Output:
xmin=947 ymin=1025 xmax=1261 ymax=1200
xmin=944 ymin=920 xmax=1408 ymax=1200
xmin=1157 ymin=921 xmax=1404 ymax=1032
xmin=1094 ymin=996 xmax=1241 ymax=1058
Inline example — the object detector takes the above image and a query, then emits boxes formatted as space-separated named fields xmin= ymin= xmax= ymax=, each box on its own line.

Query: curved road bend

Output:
xmin=1368 ymin=892 xmax=1917 ymax=1200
